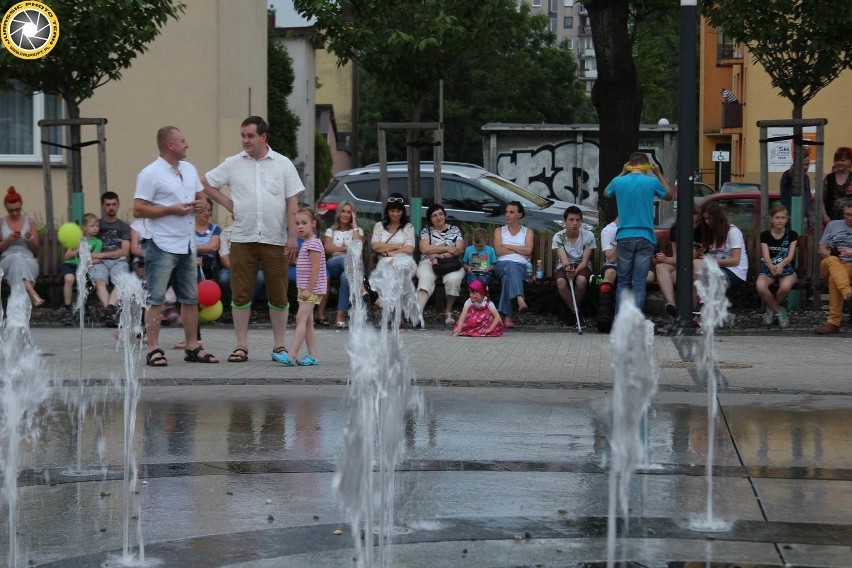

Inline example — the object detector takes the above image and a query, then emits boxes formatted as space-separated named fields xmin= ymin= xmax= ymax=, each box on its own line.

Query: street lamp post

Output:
xmin=676 ymin=0 xmax=698 ymax=330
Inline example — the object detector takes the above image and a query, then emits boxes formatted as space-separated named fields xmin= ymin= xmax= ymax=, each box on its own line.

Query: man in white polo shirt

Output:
xmin=134 ymin=126 xmax=219 ymax=366
xmin=202 ymin=116 xmax=304 ymax=363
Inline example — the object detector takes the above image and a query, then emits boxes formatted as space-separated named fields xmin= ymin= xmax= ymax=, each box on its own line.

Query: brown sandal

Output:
xmin=227 ymin=347 xmax=249 ymax=363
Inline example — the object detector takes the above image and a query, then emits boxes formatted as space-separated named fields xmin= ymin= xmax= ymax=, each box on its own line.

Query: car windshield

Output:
xmin=476 ymin=174 xmax=552 ymax=209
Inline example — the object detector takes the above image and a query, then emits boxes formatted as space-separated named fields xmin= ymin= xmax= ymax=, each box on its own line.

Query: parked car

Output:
xmin=315 ymin=162 xmax=598 ymax=234
xmin=720 ymin=181 xmax=761 ymax=193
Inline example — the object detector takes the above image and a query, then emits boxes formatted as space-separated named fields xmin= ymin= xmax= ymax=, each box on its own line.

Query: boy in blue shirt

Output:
xmin=462 ymin=227 xmax=498 ymax=286
xmin=604 ymin=152 xmax=672 ymax=310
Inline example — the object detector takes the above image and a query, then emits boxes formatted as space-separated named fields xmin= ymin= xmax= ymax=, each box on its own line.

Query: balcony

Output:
xmin=721 ymin=102 xmax=743 ymax=129
xmin=578 ymin=24 xmax=591 ymax=35
xmin=582 ymin=48 xmax=595 ymax=58
xmin=717 ymin=43 xmax=743 ymax=66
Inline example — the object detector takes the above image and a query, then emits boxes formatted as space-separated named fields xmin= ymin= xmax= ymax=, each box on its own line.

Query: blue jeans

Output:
xmin=493 ymin=260 xmax=526 ymax=317
xmin=326 ymin=255 xmax=352 ymax=310
xmin=143 ymin=240 xmax=197 ymax=305
xmin=615 ymin=237 xmax=655 ymax=311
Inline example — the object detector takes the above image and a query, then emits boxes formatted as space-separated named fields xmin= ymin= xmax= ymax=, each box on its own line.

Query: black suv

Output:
xmin=315 ymin=162 xmax=597 ymax=234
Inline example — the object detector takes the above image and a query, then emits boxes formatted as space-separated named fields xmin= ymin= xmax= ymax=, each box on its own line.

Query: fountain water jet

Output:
xmin=0 ymin=283 xmax=53 ymax=568
xmin=334 ymin=244 xmax=423 ymax=568
xmin=605 ymin=291 xmax=659 ymax=568
xmin=104 ymin=272 xmax=159 ymax=567
xmin=689 ymin=256 xmax=733 ymax=532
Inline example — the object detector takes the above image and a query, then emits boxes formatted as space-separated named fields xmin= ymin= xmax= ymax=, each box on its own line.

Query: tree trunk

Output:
xmin=65 ymin=99 xmax=83 ymax=222
xmin=586 ymin=0 xmax=643 ymax=225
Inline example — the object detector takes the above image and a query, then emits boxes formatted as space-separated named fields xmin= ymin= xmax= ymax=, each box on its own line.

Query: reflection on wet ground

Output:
xmin=6 ymin=386 xmax=852 ymax=567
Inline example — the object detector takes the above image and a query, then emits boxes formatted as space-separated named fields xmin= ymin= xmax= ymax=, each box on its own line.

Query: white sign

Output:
xmin=767 ymin=126 xmax=816 ymax=172
xmin=711 ymin=151 xmax=730 ymax=162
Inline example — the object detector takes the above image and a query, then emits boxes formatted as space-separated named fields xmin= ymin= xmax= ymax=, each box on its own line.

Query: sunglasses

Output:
xmin=387 ymin=197 xmax=404 ymax=204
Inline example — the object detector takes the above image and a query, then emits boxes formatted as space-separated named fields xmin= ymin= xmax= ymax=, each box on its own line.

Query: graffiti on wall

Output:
xmin=496 ymin=140 xmax=601 ymax=207
xmin=495 ymin=139 xmax=666 ymax=208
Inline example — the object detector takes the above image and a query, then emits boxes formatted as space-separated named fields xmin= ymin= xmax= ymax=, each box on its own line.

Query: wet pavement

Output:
xmin=2 ymin=325 xmax=852 ymax=567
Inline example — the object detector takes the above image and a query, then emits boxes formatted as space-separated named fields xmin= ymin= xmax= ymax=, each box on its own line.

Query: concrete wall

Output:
xmin=482 ymin=123 xmax=678 ymax=211
xmin=1 ymin=0 xmax=268 ymax=227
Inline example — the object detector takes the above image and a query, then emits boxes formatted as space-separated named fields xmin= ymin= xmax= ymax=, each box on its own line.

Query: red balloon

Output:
xmin=198 ymin=280 xmax=221 ymax=307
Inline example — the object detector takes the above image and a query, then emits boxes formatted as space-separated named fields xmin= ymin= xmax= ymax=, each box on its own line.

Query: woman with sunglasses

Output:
xmin=416 ymin=203 xmax=466 ymax=326
xmin=0 ymin=186 xmax=43 ymax=306
xmin=371 ymin=192 xmax=415 ymax=261
xmin=492 ymin=201 xmax=534 ymax=328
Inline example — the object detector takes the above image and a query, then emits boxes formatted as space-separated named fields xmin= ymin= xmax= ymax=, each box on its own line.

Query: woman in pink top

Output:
xmin=273 ymin=206 xmax=327 ymax=366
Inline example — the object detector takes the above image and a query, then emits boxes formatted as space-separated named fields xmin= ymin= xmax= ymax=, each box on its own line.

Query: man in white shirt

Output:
xmin=202 ymin=116 xmax=304 ymax=363
xmin=134 ymin=126 xmax=219 ymax=366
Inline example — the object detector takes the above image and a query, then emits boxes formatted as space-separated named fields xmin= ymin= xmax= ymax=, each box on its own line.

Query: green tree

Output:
xmin=705 ymin=0 xmax=852 ymax=120
xmin=314 ymin=132 xmax=332 ymax=194
xmin=268 ymin=27 xmax=300 ymax=159
xmin=0 ymin=0 xmax=186 ymax=197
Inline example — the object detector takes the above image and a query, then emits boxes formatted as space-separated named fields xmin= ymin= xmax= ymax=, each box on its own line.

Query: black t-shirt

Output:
xmin=760 ymin=229 xmax=798 ymax=263
xmin=99 ymin=218 xmax=131 ymax=252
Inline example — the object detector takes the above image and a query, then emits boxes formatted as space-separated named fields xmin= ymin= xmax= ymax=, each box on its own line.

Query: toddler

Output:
xmin=453 ymin=279 xmax=503 ymax=337
xmin=60 ymin=213 xmax=103 ymax=326
xmin=462 ymin=227 xmax=497 ymax=286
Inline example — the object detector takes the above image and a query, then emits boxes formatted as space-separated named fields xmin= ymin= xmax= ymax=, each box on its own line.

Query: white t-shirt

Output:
xmin=709 ymin=225 xmax=749 ymax=281
xmin=552 ymin=227 xmax=596 ymax=269
xmin=600 ymin=221 xmax=617 ymax=262
xmin=205 ymin=148 xmax=304 ymax=246
xmin=324 ymin=226 xmax=364 ymax=256
xmin=134 ymin=156 xmax=200 ymax=254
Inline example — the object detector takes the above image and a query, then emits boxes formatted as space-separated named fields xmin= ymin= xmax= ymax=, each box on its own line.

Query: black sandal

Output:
xmin=184 ymin=346 xmax=219 ymax=363
xmin=146 ymin=348 xmax=168 ymax=367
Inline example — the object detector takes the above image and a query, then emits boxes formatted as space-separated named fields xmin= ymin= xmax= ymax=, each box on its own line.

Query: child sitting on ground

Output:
xmin=60 ymin=213 xmax=103 ymax=326
xmin=462 ymin=227 xmax=497 ymax=286
xmin=453 ymin=278 xmax=503 ymax=337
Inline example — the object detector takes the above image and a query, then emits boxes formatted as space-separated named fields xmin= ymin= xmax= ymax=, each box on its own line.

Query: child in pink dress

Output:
xmin=453 ymin=279 xmax=503 ymax=337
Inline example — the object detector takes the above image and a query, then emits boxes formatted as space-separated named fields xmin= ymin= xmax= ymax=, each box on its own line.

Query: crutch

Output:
xmin=568 ymin=275 xmax=583 ymax=335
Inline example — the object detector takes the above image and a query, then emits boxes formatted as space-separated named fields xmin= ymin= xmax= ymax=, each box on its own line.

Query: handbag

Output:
xmin=432 ymin=256 xmax=463 ymax=276
xmin=428 ymin=227 xmax=462 ymax=275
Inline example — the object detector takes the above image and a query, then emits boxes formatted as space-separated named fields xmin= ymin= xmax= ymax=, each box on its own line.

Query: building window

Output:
xmin=549 ymin=0 xmax=557 ymax=12
xmin=549 ymin=16 xmax=556 ymax=32
xmin=0 ymin=84 xmax=63 ymax=164
xmin=563 ymin=37 xmax=573 ymax=50
xmin=563 ymin=16 xmax=573 ymax=28
xmin=564 ymin=0 xmax=574 ymax=6
xmin=532 ymin=0 xmax=542 ymax=6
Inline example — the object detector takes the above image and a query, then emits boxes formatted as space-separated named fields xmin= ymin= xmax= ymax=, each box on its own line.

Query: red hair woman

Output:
xmin=0 ymin=186 xmax=43 ymax=306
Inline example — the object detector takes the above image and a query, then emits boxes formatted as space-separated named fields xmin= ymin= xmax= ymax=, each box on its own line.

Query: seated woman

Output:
xmin=492 ymin=201 xmax=534 ymax=328
xmin=654 ymin=210 xmax=705 ymax=319
xmin=416 ymin=204 xmax=465 ymax=325
xmin=318 ymin=200 xmax=363 ymax=328
xmin=693 ymin=201 xmax=748 ymax=307
xmin=756 ymin=204 xmax=798 ymax=328
xmin=0 ymin=186 xmax=43 ymax=307
xmin=370 ymin=192 xmax=416 ymax=306
xmin=195 ymin=197 xmax=221 ymax=279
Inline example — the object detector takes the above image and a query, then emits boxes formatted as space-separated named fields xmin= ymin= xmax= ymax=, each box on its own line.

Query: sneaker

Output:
xmin=297 ymin=355 xmax=319 ymax=366
xmin=815 ymin=323 xmax=839 ymax=335
xmin=665 ymin=303 xmax=677 ymax=319
xmin=778 ymin=307 xmax=789 ymax=329
xmin=271 ymin=350 xmax=296 ymax=366
xmin=764 ymin=308 xmax=775 ymax=326
xmin=62 ymin=307 xmax=74 ymax=326
xmin=444 ymin=313 xmax=455 ymax=326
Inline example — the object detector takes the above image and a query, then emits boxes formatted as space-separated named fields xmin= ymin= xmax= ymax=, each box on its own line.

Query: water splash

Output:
xmin=334 ymin=243 xmax=423 ymax=568
xmin=0 ymin=283 xmax=53 ymax=568
xmin=690 ymin=256 xmax=733 ymax=532
xmin=606 ymin=291 xmax=659 ymax=568
xmin=104 ymin=272 xmax=159 ymax=567
xmin=72 ymin=237 xmax=95 ymax=474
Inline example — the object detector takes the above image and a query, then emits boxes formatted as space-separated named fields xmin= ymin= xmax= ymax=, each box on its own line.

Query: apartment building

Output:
xmin=699 ymin=16 xmax=852 ymax=189
xmin=523 ymin=0 xmax=595 ymax=93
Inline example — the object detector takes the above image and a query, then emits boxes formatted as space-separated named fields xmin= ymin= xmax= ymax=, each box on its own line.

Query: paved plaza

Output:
xmin=3 ymin=322 xmax=852 ymax=567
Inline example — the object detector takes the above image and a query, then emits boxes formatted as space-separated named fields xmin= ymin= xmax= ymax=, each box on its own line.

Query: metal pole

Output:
xmin=675 ymin=0 xmax=698 ymax=331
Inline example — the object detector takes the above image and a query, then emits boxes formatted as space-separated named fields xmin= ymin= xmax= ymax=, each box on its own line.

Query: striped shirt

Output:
xmin=296 ymin=236 xmax=327 ymax=294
